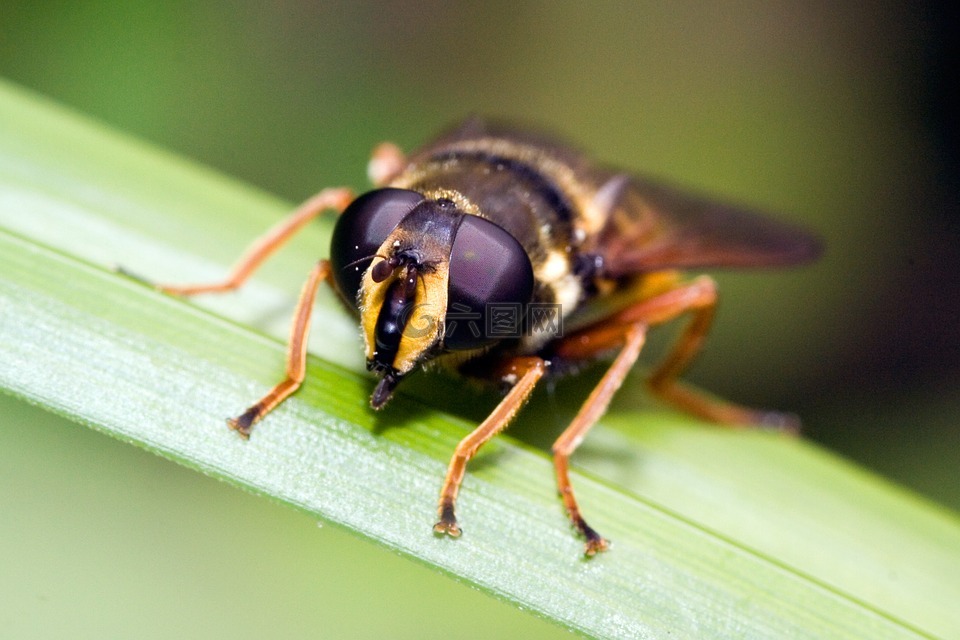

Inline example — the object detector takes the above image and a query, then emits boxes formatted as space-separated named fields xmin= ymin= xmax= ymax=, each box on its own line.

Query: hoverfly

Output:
xmin=149 ymin=118 xmax=821 ymax=555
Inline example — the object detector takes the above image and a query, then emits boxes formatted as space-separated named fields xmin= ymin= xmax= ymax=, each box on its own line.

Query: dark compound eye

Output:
xmin=329 ymin=188 xmax=424 ymax=307
xmin=445 ymin=216 xmax=534 ymax=350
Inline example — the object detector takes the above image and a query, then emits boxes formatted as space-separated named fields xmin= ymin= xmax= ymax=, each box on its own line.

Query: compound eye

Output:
xmin=446 ymin=216 xmax=534 ymax=350
xmin=329 ymin=188 xmax=424 ymax=306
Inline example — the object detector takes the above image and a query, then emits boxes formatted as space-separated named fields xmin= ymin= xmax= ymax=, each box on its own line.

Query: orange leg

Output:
xmin=434 ymin=356 xmax=548 ymax=538
xmin=548 ymin=276 xmax=799 ymax=553
xmin=130 ymin=187 xmax=353 ymax=436
xmin=367 ymin=142 xmax=406 ymax=187
xmin=155 ymin=187 xmax=353 ymax=296
xmin=228 ymin=260 xmax=332 ymax=437
xmin=556 ymin=275 xmax=797 ymax=429
xmin=552 ymin=322 xmax=648 ymax=555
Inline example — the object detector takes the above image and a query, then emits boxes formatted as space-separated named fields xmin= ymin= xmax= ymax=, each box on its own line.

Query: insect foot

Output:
xmin=583 ymin=536 xmax=610 ymax=557
xmin=433 ymin=502 xmax=462 ymax=538
xmin=580 ymin=522 xmax=611 ymax=557
xmin=226 ymin=406 xmax=260 ymax=439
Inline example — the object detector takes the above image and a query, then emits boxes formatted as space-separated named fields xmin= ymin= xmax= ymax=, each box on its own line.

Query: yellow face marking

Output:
xmin=359 ymin=233 xmax=451 ymax=376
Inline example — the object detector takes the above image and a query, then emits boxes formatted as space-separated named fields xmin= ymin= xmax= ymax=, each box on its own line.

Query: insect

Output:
xmin=148 ymin=118 xmax=821 ymax=555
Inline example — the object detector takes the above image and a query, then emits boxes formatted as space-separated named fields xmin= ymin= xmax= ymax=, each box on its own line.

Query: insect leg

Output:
xmin=558 ymin=275 xmax=797 ymax=429
xmin=154 ymin=187 xmax=353 ymax=296
xmin=228 ymin=259 xmax=332 ymax=437
xmin=434 ymin=356 xmax=547 ymax=538
xmin=640 ymin=278 xmax=799 ymax=430
xmin=552 ymin=322 xmax=647 ymax=555
xmin=367 ymin=142 xmax=406 ymax=187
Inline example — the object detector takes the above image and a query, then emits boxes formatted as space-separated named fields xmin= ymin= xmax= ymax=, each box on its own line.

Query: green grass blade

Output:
xmin=2 ymin=79 xmax=959 ymax=639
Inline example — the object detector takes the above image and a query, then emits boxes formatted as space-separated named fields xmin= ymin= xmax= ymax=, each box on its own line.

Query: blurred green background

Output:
xmin=1 ymin=2 xmax=957 ymax=638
